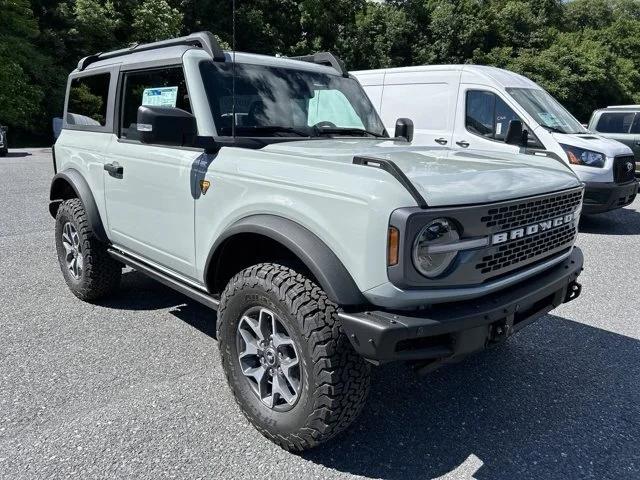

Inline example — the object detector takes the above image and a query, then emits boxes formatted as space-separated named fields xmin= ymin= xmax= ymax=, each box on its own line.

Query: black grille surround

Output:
xmin=613 ymin=155 xmax=636 ymax=184
xmin=387 ymin=186 xmax=584 ymax=289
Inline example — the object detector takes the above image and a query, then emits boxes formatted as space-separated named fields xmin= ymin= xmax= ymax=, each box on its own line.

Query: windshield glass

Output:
xmin=200 ymin=62 xmax=387 ymax=138
xmin=506 ymin=88 xmax=587 ymax=135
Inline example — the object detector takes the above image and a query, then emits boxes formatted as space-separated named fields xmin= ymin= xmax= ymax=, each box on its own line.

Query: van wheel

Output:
xmin=217 ymin=263 xmax=370 ymax=451
xmin=55 ymin=198 xmax=121 ymax=301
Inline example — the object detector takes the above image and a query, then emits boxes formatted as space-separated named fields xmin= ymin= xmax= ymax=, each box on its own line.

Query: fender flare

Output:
xmin=205 ymin=215 xmax=367 ymax=307
xmin=49 ymin=169 xmax=109 ymax=243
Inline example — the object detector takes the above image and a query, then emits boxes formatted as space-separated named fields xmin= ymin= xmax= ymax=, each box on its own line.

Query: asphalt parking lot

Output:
xmin=1 ymin=148 xmax=639 ymax=479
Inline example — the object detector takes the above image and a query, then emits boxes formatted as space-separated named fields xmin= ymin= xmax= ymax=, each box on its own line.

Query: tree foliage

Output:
xmin=2 ymin=0 xmax=640 ymax=145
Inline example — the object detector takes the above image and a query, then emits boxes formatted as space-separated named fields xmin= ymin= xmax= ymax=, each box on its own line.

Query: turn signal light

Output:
xmin=388 ymin=227 xmax=399 ymax=266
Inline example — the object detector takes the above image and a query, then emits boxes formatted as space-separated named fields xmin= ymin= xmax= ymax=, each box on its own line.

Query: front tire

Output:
xmin=55 ymin=198 xmax=121 ymax=301
xmin=217 ymin=263 xmax=370 ymax=451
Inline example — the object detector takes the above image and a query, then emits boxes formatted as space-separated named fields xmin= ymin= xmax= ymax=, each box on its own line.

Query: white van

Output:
xmin=353 ymin=65 xmax=639 ymax=214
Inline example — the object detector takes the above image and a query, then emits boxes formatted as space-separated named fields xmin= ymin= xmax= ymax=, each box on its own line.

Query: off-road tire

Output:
xmin=55 ymin=198 xmax=121 ymax=301
xmin=217 ymin=263 xmax=371 ymax=451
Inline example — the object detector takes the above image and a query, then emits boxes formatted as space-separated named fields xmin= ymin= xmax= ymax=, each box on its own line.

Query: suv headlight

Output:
xmin=560 ymin=144 xmax=605 ymax=168
xmin=412 ymin=218 xmax=460 ymax=278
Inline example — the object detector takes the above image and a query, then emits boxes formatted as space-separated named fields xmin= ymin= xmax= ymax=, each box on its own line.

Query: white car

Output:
xmin=353 ymin=65 xmax=638 ymax=214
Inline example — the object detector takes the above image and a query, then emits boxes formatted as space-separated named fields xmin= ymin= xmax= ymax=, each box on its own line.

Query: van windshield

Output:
xmin=506 ymin=88 xmax=587 ymax=135
xmin=200 ymin=62 xmax=387 ymax=138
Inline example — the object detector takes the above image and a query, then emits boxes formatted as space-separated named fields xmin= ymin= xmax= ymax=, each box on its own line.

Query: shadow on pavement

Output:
xmin=2 ymin=151 xmax=32 ymax=158
xmin=91 ymin=270 xmax=639 ymax=479
xmin=580 ymin=206 xmax=640 ymax=235
xmin=304 ymin=316 xmax=639 ymax=480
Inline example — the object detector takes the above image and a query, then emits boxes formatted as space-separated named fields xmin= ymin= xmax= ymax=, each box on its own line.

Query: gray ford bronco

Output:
xmin=50 ymin=32 xmax=585 ymax=450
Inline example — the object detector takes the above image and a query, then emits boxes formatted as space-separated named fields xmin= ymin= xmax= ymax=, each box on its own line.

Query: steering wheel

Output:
xmin=313 ymin=121 xmax=337 ymax=129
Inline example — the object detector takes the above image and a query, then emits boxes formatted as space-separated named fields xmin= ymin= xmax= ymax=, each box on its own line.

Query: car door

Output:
xmin=453 ymin=87 xmax=531 ymax=155
xmin=104 ymin=65 xmax=200 ymax=278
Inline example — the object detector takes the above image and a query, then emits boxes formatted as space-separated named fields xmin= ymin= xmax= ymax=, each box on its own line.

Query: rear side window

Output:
xmin=120 ymin=67 xmax=191 ymax=141
xmin=67 ymin=73 xmax=111 ymax=126
xmin=596 ymin=112 xmax=636 ymax=133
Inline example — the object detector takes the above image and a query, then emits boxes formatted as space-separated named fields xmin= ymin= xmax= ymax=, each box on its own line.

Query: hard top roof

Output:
xmin=74 ymin=32 xmax=347 ymax=77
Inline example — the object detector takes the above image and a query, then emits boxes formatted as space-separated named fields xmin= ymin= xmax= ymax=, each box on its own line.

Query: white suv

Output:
xmin=50 ymin=32 xmax=585 ymax=450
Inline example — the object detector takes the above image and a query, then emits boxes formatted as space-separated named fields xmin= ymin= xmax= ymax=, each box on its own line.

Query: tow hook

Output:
xmin=564 ymin=281 xmax=582 ymax=303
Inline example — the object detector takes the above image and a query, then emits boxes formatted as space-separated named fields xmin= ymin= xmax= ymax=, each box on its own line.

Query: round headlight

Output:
xmin=412 ymin=218 xmax=460 ymax=278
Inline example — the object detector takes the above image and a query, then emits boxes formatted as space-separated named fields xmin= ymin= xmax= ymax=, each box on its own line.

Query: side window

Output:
xmin=120 ymin=67 xmax=191 ymax=141
xmin=67 ymin=73 xmax=111 ymax=126
xmin=307 ymin=90 xmax=364 ymax=128
xmin=631 ymin=114 xmax=640 ymax=134
xmin=597 ymin=112 xmax=635 ymax=133
xmin=466 ymin=90 xmax=538 ymax=146
xmin=466 ymin=91 xmax=494 ymax=138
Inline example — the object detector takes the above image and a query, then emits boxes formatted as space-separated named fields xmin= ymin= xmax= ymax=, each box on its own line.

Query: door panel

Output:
xmin=453 ymin=87 xmax=520 ymax=155
xmin=104 ymin=66 xmax=199 ymax=278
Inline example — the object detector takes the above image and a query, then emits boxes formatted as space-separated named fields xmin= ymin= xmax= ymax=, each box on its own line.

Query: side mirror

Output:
xmin=394 ymin=118 xmax=414 ymax=142
xmin=136 ymin=106 xmax=196 ymax=146
xmin=505 ymin=119 xmax=528 ymax=147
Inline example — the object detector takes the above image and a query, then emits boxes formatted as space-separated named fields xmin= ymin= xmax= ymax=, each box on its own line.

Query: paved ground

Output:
xmin=0 ymin=148 xmax=638 ymax=480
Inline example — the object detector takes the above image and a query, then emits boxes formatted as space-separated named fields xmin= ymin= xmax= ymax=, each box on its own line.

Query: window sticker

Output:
xmin=538 ymin=112 xmax=561 ymax=126
xmin=495 ymin=122 xmax=503 ymax=135
xmin=142 ymin=86 xmax=178 ymax=107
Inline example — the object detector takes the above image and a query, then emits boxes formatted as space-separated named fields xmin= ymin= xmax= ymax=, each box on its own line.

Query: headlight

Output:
xmin=412 ymin=218 xmax=460 ymax=278
xmin=560 ymin=144 xmax=605 ymax=168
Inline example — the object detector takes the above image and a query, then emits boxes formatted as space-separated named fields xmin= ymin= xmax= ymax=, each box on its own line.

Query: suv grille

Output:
xmin=613 ymin=155 xmax=636 ymax=183
xmin=475 ymin=189 xmax=582 ymax=279
xmin=480 ymin=190 xmax=583 ymax=231
xmin=476 ymin=223 xmax=575 ymax=274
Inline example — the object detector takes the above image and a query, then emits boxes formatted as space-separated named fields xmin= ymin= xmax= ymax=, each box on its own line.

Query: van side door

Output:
xmin=453 ymin=86 xmax=532 ymax=155
xmin=380 ymin=70 xmax=460 ymax=147
xmin=103 ymin=66 xmax=201 ymax=278
xmin=631 ymin=114 xmax=640 ymax=166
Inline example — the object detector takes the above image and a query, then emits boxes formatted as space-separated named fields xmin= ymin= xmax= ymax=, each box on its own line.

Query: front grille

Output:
xmin=613 ymin=155 xmax=636 ymax=183
xmin=480 ymin=190 xmax=583 ymax=231
xmin=476 ymin=223 xmax=575 ymax=274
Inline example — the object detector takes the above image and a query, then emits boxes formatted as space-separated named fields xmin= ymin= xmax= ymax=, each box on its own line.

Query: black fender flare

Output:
xmin=49 ymin=169 xmax=109 ymax=243
xmin=205 ymin=215 xmax=367 ymax=307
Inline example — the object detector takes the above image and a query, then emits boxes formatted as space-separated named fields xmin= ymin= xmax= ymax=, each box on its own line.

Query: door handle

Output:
xmin=456 ymin=140 xmax=470 ymax=148
xmin=635 ymin=141 xmax=640 ymax=146
xmin=435 ymin=137 xmax=448 ymax=145
xmin=104 ymin=161 xmax=124 ymax=178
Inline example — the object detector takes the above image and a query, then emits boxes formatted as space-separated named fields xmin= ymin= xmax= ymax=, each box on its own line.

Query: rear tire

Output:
xmin=217 ymin=263 xmax=370 ymax=451
xmin=55 ymin=198 xmax=121 ymax=301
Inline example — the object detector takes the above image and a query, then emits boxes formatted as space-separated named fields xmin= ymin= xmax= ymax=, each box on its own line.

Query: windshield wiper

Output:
xmin=315 ymin=127 xmax=387 ymax=138
xmin=541 ymin=124 xmax=567 ymax=134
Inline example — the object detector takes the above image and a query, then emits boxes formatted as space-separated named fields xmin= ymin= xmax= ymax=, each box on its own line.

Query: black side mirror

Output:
xmin=505 ymin=119 xmax=528 ymax=147
xmin=394 ymin=118 xmax=414 ymax=142
xmin=136 ymin=106 xmax=196 ymax=146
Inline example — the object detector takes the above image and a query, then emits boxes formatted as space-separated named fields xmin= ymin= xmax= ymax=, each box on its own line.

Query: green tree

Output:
xmin=132 ymin=0 xmax=183 ymax=42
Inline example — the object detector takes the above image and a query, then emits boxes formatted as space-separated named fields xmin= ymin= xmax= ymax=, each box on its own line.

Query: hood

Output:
xmin=262 ymin=139 xmax=581 ymax=207
xmin=549 ymin=131 xmax=634 ymax=157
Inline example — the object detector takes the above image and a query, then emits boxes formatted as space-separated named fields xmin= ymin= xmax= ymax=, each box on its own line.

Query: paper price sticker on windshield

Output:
xmin=142 ymin=87 xmax=178 ymax=108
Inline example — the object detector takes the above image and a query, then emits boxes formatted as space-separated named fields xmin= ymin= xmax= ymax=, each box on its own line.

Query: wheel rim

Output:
xmin=61 ymin=221 xmax=83 ymax=279
xmin=236 ymin=307 xmax=301 ymax=411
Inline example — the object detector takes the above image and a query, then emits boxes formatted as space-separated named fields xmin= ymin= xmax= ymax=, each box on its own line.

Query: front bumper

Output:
xmin=583 ymin=180 xmax=638 ymax=214
xmin=339 ymin=247 xmax=583 ymax=364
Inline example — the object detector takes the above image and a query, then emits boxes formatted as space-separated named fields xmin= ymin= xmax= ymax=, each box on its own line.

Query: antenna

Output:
xmin=231 ymin=0 xmax=236 ymax=138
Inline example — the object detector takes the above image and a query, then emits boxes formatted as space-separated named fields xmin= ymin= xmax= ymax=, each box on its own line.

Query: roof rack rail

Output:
xmin=77 ymin=31 xmax=226 ymax=71
xmin=289 ymin=52 xmax=349 ymax=77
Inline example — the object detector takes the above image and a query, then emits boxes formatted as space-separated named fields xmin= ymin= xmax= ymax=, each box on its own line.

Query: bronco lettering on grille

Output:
xmin=491 ymin=213 xmax=575 ymax=245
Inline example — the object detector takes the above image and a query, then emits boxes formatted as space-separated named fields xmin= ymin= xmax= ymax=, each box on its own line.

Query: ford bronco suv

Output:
xmin=50 ymin=32 xmax=585 ymax=451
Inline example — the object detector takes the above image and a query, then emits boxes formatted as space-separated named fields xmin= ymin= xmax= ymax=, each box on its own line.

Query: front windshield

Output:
xmin=200 ymin=62 xmax=387 ymax=138
xmin=506 ymin=88 xmax=587 ymax=135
